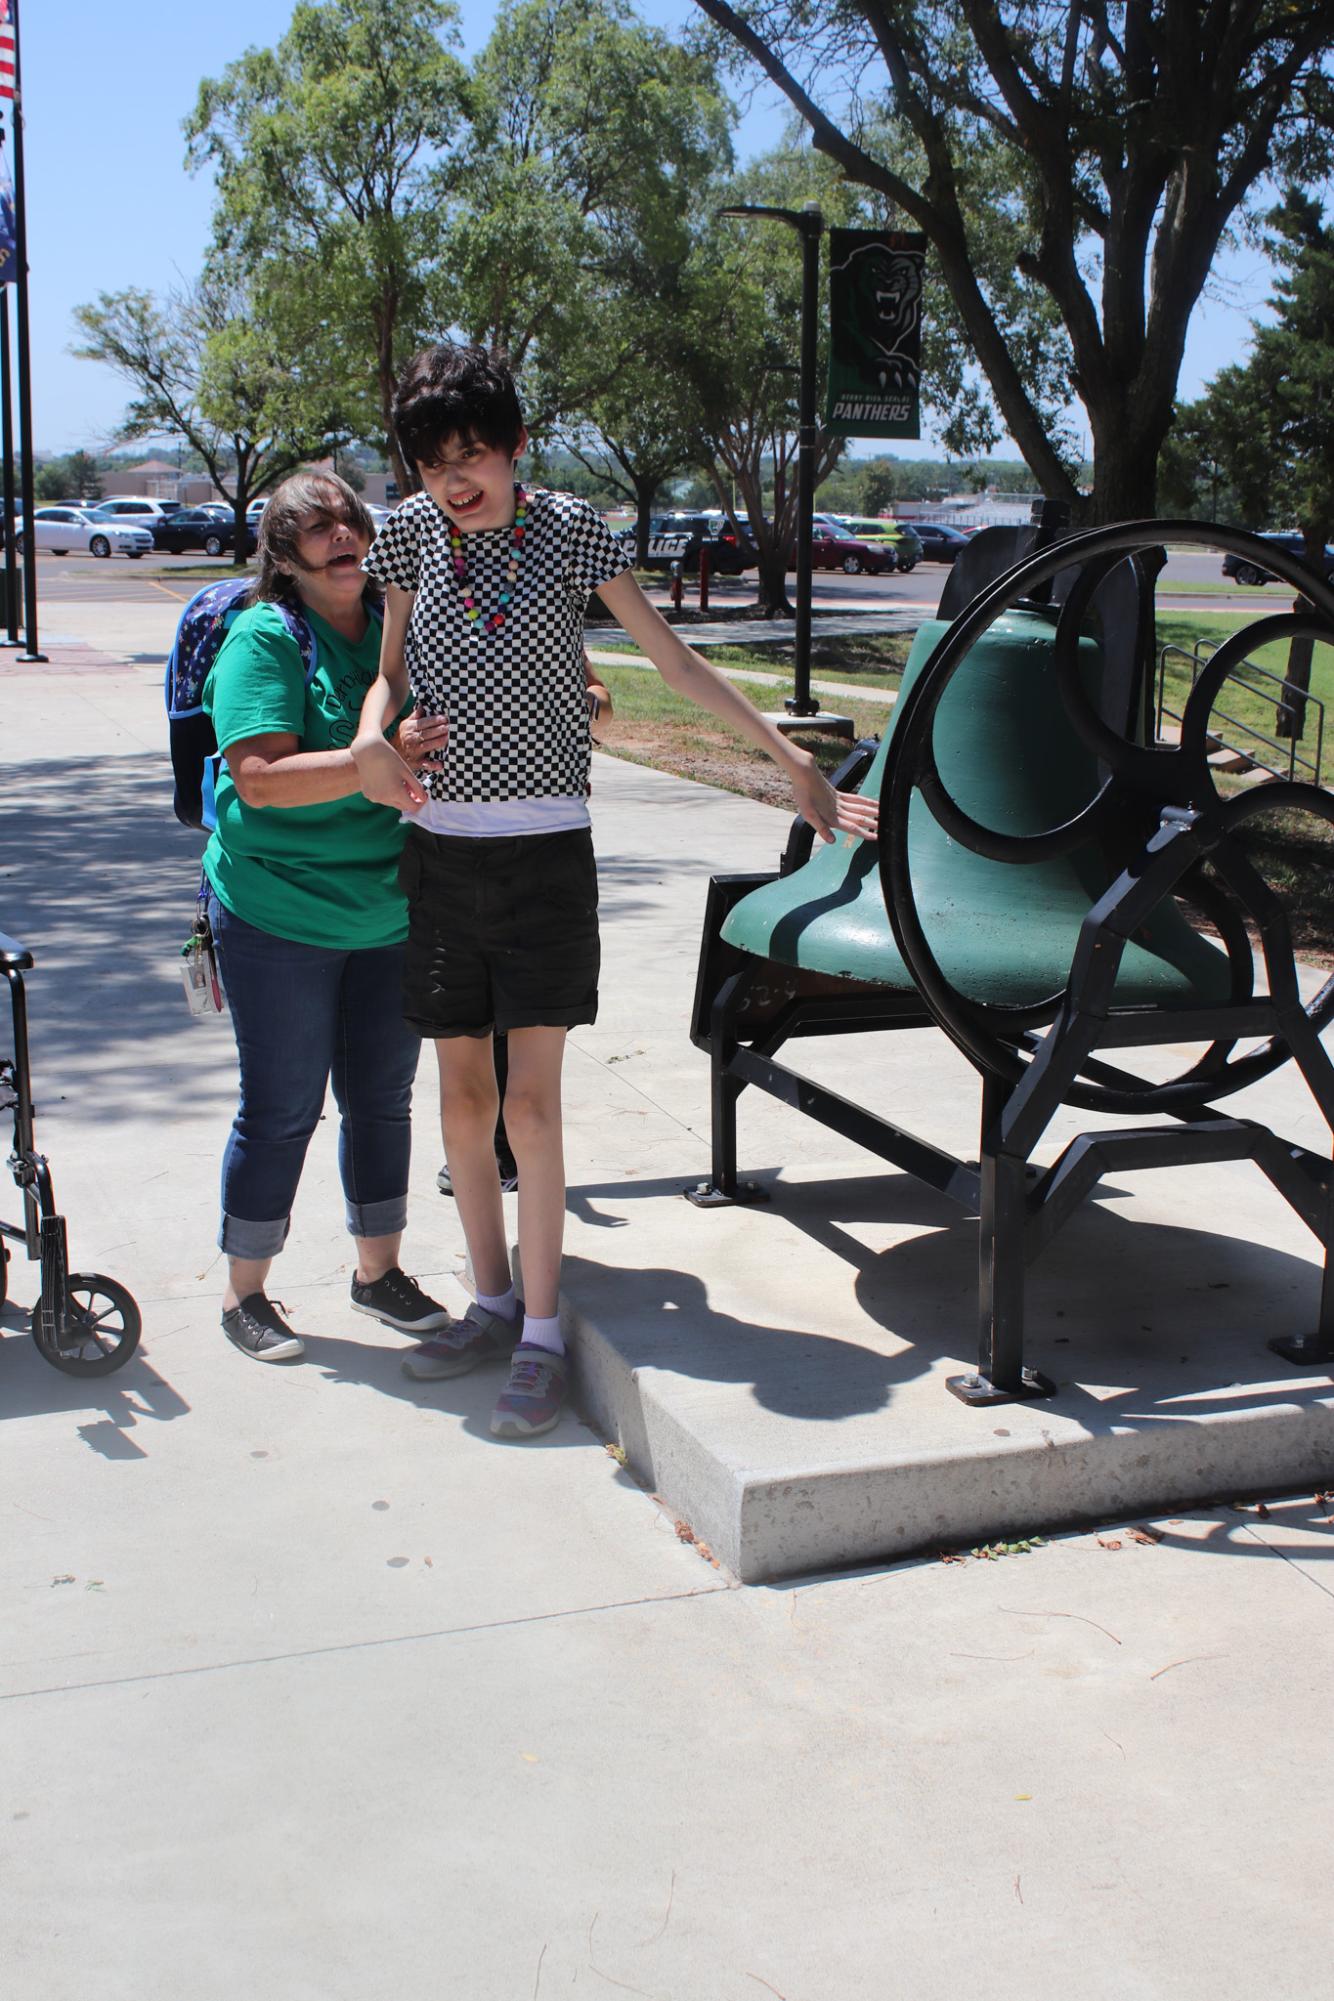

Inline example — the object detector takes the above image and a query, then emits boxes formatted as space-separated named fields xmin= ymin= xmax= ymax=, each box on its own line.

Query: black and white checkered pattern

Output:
xmin=362 ymin=489 xmax=630 ymax=803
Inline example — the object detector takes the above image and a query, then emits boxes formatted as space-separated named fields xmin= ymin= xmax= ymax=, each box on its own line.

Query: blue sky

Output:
xmin=29 ymin=0 xmax=1276 ymax=459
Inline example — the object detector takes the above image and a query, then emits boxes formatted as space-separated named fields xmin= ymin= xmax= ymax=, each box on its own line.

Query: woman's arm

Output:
xmin=595 ymin=572 xmax=876 ymax=843
xmin=351 ymin=584 xmax=441 ymax=811
xmin=226 ymin=706 xmax=447 ymax=810
xmin=584 ymin=652 xmax=613 ymax=721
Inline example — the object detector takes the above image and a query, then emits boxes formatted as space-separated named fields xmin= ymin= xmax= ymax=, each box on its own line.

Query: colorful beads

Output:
xmin=448 ymin=485 xmax=528 ymax=636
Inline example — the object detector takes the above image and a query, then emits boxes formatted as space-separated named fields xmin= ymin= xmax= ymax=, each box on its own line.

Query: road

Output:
xmin=26 ymin=543 xmax=1281 ymax=616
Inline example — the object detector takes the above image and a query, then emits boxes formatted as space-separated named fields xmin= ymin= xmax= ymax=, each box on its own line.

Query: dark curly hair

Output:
xmin=392 ymin=343 xmax=526 ymax=469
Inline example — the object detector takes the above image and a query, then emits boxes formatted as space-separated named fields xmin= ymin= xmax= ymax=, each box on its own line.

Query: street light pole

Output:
xmin=717 ymin=201 xmax=852 ymax=740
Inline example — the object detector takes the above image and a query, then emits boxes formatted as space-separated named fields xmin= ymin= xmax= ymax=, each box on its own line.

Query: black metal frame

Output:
xmin=1 ymin=929 xmax=141 ymax=1375
xmin=690 ymin=520 xmax=1334 ymax=1404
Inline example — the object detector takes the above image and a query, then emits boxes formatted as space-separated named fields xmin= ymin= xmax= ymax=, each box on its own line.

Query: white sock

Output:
xmin=521 ymin=1313 xmax=565 ymax=1355
xmin=476 ymin=1284 xmax=517 ymax=1321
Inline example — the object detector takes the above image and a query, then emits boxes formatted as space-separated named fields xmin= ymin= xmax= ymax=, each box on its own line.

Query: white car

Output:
xmin=83 ymin=497 xmax=177 ymax=533
xmin=16 ymin=506 xmax=154 ymax=558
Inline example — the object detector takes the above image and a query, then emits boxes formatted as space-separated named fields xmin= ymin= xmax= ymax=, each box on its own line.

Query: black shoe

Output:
xmin=437 ymin=1160 xmax=518 ymax=1197
xmin=350 ymin=1265 xmax=454 ymax=1334
xmin=222 ymin=1293 xmax=305 ymax=1363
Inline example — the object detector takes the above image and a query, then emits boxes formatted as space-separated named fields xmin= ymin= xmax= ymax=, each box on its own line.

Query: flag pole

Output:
xmin=0 ymin=284 xmax=20 ymax=646
xmin=9 ymin=0 xmax=43 ymax=660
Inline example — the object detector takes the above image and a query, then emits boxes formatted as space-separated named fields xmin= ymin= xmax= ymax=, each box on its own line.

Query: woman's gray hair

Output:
xmin=250 ymin=471 xmax=376 ymax=606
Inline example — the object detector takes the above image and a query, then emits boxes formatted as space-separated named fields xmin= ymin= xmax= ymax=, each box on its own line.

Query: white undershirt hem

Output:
xmin=409 ymin=793 xmax=591 ymax=838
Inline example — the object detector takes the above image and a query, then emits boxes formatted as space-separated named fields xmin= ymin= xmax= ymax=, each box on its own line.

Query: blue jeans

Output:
xmin=208 ymin=894 xmax=419 ymax=1261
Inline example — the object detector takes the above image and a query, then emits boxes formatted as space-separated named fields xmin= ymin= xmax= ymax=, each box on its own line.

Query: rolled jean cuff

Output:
xmin=219 ymin=1211 xmax=291 ymax=1260
xmin=346 ymin=1195 xmax=408 ymax=1240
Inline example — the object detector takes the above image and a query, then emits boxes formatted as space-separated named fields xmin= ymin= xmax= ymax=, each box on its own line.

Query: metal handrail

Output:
xmin=1156 ymin=637 xmax=1325 ymax=784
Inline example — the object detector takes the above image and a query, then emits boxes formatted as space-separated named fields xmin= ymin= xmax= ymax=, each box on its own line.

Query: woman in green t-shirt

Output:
xmin=202 ymin=472 xmax=453 ymax=1364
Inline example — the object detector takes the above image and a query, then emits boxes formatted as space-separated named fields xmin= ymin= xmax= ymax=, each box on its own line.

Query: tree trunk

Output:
xmin=1276 ymin=527 xmax=1327 ymax=741
xmin=1085 ymin=415 xmax=1164 ymax=526
xmin=632 ymin=471 xmax=658 ymax=567
xmin=753 ymin=537 xmax=793 ymax=618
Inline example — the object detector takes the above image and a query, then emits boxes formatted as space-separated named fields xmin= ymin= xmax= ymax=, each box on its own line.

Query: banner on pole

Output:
xmin=0 ymin=176 xmax=14 ymax=286
xmin=825 ymin=229 xmax=926 ymax=439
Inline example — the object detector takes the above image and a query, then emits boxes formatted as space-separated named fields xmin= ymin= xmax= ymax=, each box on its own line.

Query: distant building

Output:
xmin=100 ymin=458 xmax=221 ymax=506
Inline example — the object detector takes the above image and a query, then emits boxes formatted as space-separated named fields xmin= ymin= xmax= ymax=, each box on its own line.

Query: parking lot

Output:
xmin=25 ymin=541 xmax=1273 ymax=616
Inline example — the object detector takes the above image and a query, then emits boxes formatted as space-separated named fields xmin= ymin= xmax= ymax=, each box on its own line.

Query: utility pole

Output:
xmin=4 ymin=4 xmax=44 ymax=660
xmin=717 ymin=201 xmax=852 ymax=740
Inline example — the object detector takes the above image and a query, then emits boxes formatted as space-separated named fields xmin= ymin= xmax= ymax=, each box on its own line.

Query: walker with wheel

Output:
xmin=0 ymin=929 xmax=141 ymax=1375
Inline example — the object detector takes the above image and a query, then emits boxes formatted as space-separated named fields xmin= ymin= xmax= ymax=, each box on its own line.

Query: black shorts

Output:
xmin=400 ymin=824 xmax=600 ymax=1039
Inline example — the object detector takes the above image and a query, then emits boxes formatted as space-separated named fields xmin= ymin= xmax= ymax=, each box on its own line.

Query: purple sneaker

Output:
xmin=401 ymin=1301 xmax=522 ymax=1381
xmin=490 ymin=1342 xmax=570 ymax=1439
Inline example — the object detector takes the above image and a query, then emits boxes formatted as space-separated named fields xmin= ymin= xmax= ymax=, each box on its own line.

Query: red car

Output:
xmin=804 ymin=524 xmax=897 ymax=576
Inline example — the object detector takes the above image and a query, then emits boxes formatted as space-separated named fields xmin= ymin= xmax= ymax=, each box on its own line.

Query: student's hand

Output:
xmin=791 ymin=761 xmax=879 ymax=845
xmin=395 ymin=706 xmax=450 ymax=772
xmin=352 ymin=733 xmax=429 ymax=813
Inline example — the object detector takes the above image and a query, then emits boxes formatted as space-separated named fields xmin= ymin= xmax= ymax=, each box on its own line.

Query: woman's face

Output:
xmin=289 ymin=506 xmax=371 ymax=608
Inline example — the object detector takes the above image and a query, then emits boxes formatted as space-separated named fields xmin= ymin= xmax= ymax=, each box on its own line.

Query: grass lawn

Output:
xmin=592 ymin=661 xmax=889 ymax=812
xmin=1154 ymin=610 xmax=1334 ymax=781
xmin=593 ymin=611 xmax=1334 ymax=962
xmin=591 ymin=627 xmax=915 ymax=696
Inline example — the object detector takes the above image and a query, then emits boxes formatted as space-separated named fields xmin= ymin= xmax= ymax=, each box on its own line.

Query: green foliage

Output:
xmin=36 ymin=451 xmax=105 ymax=502
xmin=1164 ymin=191 xmax=1334 ymax=539
xmin=72 ymin=267 xmax=351 ymax=516
xmin=185 ymin=0 xmax=470 ymax=489
xmin=695 ymin=1 xmax=1334 ymax=517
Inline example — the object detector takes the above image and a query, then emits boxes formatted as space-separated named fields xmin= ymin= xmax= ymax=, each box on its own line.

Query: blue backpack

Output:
xmin=165 ymin=578 xmax=318 ymax=830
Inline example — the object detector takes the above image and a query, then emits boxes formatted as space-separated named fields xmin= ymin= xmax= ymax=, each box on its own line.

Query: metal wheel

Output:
xmin=1236 ymin=562 xmax=1268 ymax=586
xmin=203 ymin=534 xmax=225 ymax=557
xmin=89 ymin=535 xmax=111 ymax=559
xmin=842 ymin=554 xmax=863 ymax=575
xmin=879 ymin=518 xmax=1334 ymax=1118
xmin=32 ymin=1273 xmax=141 ymax=1376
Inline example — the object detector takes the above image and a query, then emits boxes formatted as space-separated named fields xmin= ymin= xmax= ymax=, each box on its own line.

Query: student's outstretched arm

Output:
xmin=596 ymin=572 xmax=876 ymax=844
xmin=352 ymin=584 xmax=445 ymax=811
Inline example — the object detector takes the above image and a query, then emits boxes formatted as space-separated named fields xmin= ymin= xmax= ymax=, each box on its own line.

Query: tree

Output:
xmin=36 ymin=451 xmax=104 ymax=503
xmin=690 ymin=148 xmax=860 ymax=614
xmin=186 ymin=0 xmax=470 ymax=495
xmin=447 ymin=0 xmax=732 ymax=443
xmin=694 ymin=1 xmax=1334 ymax=521
xmin=73 ymin=267 xmax=352 ymax=556
xmin=1173 ymin=191 xmax=1334 ymax=734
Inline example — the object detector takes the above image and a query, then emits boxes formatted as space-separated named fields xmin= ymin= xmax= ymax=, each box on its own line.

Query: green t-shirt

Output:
xmin=202 ymin=602 xmax=408 ymax=950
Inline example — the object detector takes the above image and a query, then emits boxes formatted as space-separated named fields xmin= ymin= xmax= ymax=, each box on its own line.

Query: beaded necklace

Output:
xmin=448 ymin=485 xmax=528 ymax=634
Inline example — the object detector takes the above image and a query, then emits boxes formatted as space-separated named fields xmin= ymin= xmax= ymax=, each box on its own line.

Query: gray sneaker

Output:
xmin=490 ymin=1343 xmax=570 ymax=1439
xmin=401 ymin=1301 xmax=523 ymax=1380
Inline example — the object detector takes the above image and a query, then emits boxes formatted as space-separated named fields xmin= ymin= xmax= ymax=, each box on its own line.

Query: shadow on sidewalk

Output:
xmin=561 ymin=1165 xmax=1331 ymax=1431
xmin=2 ymin=752 xmax=235 ymax=1123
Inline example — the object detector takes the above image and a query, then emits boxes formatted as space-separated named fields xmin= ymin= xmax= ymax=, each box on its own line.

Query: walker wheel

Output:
xmin=32 ymin=1273 xmax=141 ymax=1376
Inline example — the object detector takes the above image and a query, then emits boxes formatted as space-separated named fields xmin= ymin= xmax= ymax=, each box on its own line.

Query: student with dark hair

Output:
xmin=353 ymin=344 xmax=876 ymax=1439
xmin=201 ymin=470 xmax=452 ymax=1363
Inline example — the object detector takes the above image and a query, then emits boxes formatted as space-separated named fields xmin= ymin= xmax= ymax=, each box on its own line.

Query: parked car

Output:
xmin=152 ymin=507 xmax=257 ymax=557
xmin=83 ymin=497 xmax=177 ymax=533
xmin=619 ymin=511 xmax=758 ymax=574
xmin=14 ymin=506 xmax=153 ymax=559
xmin=832 ymin=515 xmax=924 ymax=572
xmin=907 ymin=521 xmax=971 ymax=563
xmin=1221 ymin=531 xmax=1334 ymax=588
xmin=806 ymin=521 xmax=896 ymax=576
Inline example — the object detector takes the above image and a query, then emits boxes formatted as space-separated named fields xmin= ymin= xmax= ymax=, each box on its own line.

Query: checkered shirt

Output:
xmin=362 ymin=488 xmax=630 ymax=803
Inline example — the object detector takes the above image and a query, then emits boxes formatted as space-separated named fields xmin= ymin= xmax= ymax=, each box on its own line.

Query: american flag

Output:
xmin=0 ymin=2 xmax=15 ymax=105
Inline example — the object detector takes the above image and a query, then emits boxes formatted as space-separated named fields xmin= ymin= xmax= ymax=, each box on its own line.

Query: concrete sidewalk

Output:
xmin=2 ymin=624 xmax=1333 ymax=1998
